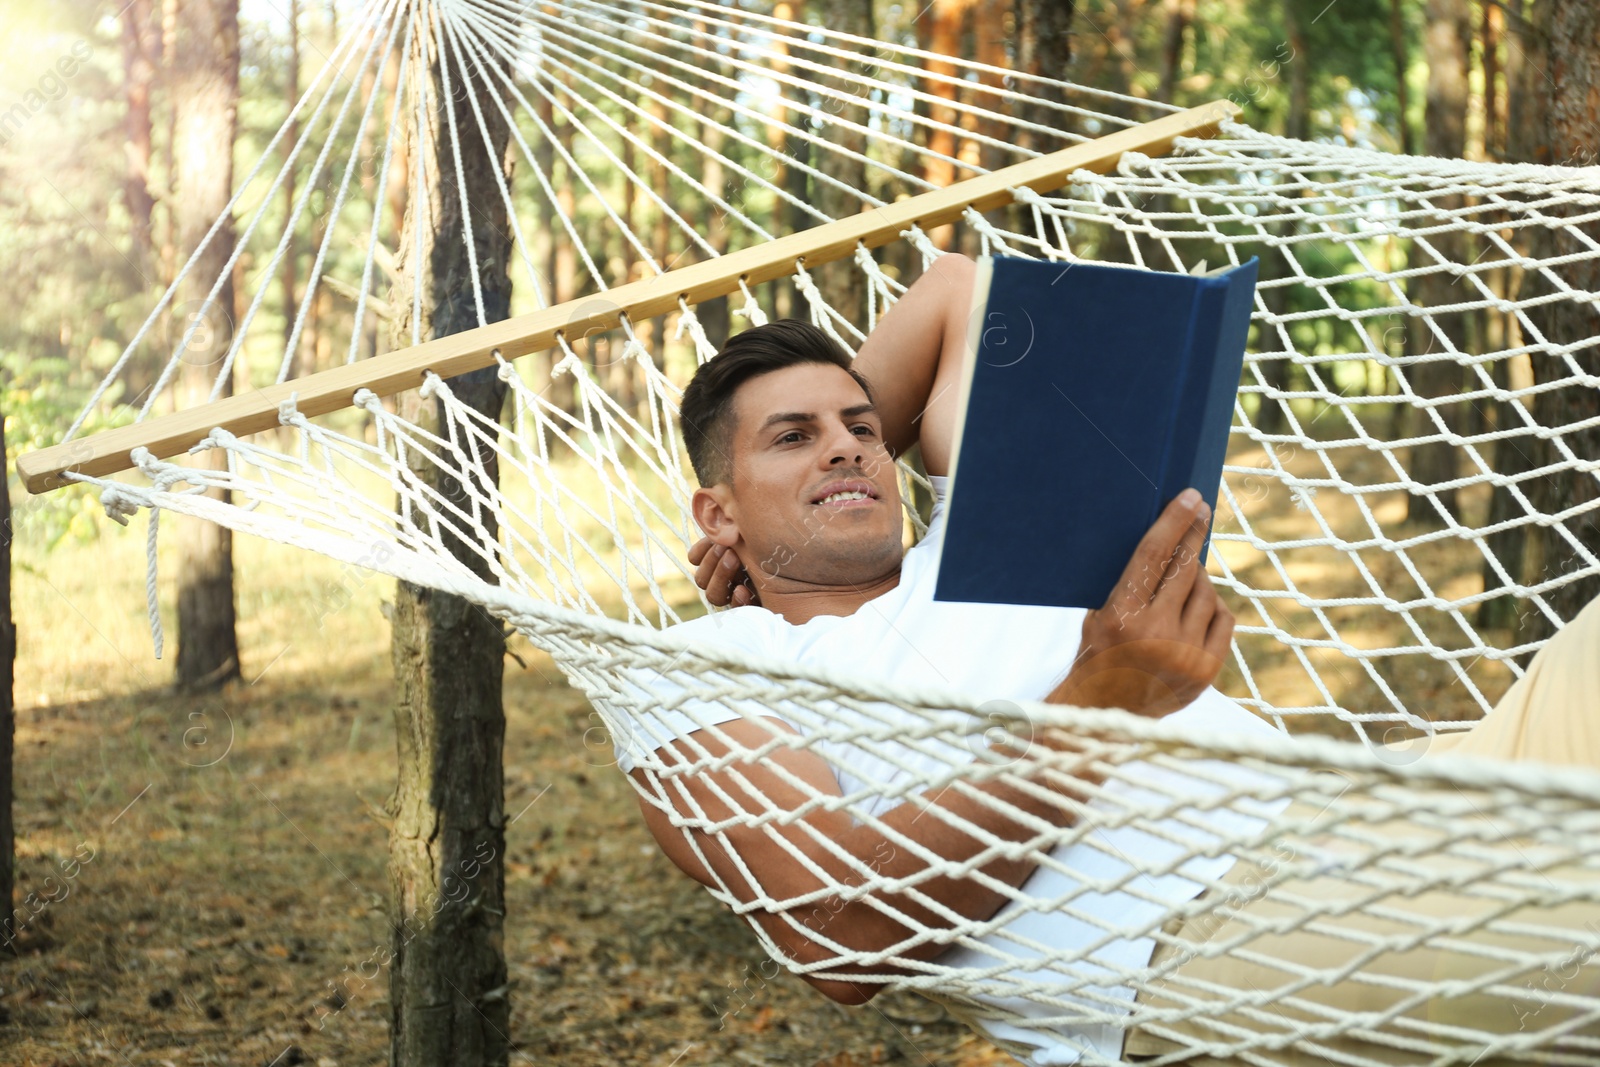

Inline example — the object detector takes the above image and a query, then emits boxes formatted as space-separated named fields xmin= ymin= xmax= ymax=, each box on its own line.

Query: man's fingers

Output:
xmin=688 ymin=537 xmax=713 ymax=567
xmin=1109 ymin=489 xmax=1206 ymax=612
xmin=1179 ymin=567 xmax=1218 ymax=637
xmin=1157 ymin=505 xmax=1212 ymax=608
xmin=710 ymin=546 xmax=749 ymax=607
xmin=693 ymin=541 xmax=725 ymax=596
xmin=692 ymin=541 xmax=748 ymax=608
xmin=1203 ymin=600 xmax=1235 ymax=665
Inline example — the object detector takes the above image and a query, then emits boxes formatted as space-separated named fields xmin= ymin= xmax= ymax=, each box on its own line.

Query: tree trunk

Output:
xmin=1402 ymin=0 xmax=1471 ymax=527
xmin=1388 ymin=0 xmax=1414 ymax=154
xmin=121 ymin=0 xmax=158 ymax=281
xmin=172 ymin=0 xmax=241 ymax=689
xmin=532 ymin=80 xmax=571 ymax=414
xmin=1477 ymin=0 xmax=1542 ymax=628
xmin=1157 ymin=0 xmax=1195 ymax=104
xmin=0 ymin=414 xmax=14 ymax=954
xmin=1284 ymin=0 xmax=1310 ymax=141
xmin=968 ymin=0 xmax=1009 ymax=177
xmin=768 ymin=1 xmax=799 ymax=316
xmin=159 ymin=0 xmax=179 ymax=289
xmin=1015 ymin=0 xmax=1075 ymax=152
xmin=384 ymin=12 xmax=514 ymax=1065
xmin=649 ymin=87 xmax=672 ymax=371
xmin=1481 ymin=0 xmax=1502 ymax=159
xmin=814 ymin=0 xmax=873 ymax=329
xmin=1517 ymin=0 xmax=1600 ymax=645
xmin=1008 ymin=0 xmax=1075 ymax=251
xmin=690 ymin=16 xmax=732 ymax=352
xmin=283 ymin=0 xmax=301 ymax=374
xmin=922 ymin=0 xmax=968 ymax=248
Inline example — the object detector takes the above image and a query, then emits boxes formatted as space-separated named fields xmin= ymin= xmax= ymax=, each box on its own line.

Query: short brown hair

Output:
xmin=679 ymin=320 xmax=874 ymax=487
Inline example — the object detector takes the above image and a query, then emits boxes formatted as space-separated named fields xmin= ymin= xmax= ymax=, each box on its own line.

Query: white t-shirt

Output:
xmin=614 ymin=475 xmax=1288 ymax=1065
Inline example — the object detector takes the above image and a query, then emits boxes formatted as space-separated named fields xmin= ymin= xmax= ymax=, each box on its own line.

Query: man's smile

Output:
xmin=810 ymin=479 xmax=881 ymax=508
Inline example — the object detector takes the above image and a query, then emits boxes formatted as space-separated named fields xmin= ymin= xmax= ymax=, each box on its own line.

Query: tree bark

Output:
xmin=532 ymin=80 xmax=571 ymax=415
xmin=768 ymin=1 xmax=800 ymax=316
xmin=1157 ymin=0 xmax=1195 ymax=104
xmin=121 ymin=0 xmax=158 ymax=281
xmin=172 ymin=0 xmax=241 ymax=689
xmin=384 ymin=11 xmax=514 ymax=1065
xmin=1517 ymin=0 xmax=1600 ymax=644
xmin=1008 ymin=0 xmax=1075 ymax=250
xmin=649 ymin=85 xmax=672 ymax=371
xmin=690 ymin=16 xmax=732 ymax=352
xmin=1402 ymin=0 xmax=1471 ymax=527
xmin=968 ymin=0 xmax=1009 ymax=176
xmin=814 ymin=0 xmax=874 ymax=329
xmin=1015 ymin=0 xmax=1075 ymax=152
xmin=1481 ymin=0 xmax=1502 ymax=159
xmin=921 ymin=0 xmax=973 ymax=248
xmin=1388 ymin=0 xmax=1414 ymax=155
xmin=1477 ymin=0 xmax=1535 ymax=629
xmin=159 ymin=0 xmax=179 ymax=288
xmin=282 ymin=0 xmax=301 ymax=374
xmin=0 ymin=413 xmax=14 ymax=954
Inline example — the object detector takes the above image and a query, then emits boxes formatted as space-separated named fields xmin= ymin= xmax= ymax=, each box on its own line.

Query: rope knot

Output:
xmin=1008 ymin=185 xmax=1048 ymax=207
xmin=551 ymin=351 xmax=582 ymax=378
xmin=99 ymin=484 xmax=144 ymax=527
xmin=277 ymin=394 xmax=304 ymax=426
xmin=674 ymin=303 xmax=717 ymax=362
xmin=1116 ymin=150 xmax=1153 ymax=175
xmin=734 ymin=284 xmax=769 ymax=327
xmin=189 ymin=426 xmax=237 ymax=455
xmin=622 ymin=339 xmax=652 ymax=367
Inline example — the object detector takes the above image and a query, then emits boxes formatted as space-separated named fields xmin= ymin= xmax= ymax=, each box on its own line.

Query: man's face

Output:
xmin=700 ymin=362 xmax=905 ymax=587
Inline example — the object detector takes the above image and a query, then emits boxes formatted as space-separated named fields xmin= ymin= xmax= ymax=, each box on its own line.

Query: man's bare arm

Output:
xmin=849 ymin=252 xmax=977 ymax=478
xmin=629 ymin=715 xmax=1094 ymax=1007
xmin=636 ymin=493 xmax=1231 ymax=1006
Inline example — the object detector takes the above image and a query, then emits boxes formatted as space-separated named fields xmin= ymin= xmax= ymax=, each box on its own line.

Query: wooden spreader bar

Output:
xmin=19 ymin=101 xmax=1237 ymax=494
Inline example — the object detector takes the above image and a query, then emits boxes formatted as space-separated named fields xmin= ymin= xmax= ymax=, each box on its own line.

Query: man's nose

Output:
xmin=825 ymin=425 xmax=863 ymax=466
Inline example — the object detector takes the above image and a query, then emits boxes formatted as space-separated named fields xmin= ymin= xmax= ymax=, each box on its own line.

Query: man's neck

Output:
xmin=755 ymin=566 xmax=904 ymax=625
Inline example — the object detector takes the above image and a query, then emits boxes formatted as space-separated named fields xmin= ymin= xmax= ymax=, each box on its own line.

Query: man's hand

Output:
xmin=688 ymin=536 xmax=759 ymax=608
xmin=1049 ymin=488 xmax=1233 ymax=718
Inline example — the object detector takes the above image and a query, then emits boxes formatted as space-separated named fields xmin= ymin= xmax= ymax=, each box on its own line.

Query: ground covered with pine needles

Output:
xmin=2 ymin=441 xmax=1517 ymax=1065
xmin=2 ymin=513 xmax=1015 ymax=1067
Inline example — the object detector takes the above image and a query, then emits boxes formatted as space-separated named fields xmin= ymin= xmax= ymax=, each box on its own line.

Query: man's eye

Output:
xmin=851 ymin=425 xmax=875 ymax=437
xmin=778 ymin=431 xmax=804 ymax=444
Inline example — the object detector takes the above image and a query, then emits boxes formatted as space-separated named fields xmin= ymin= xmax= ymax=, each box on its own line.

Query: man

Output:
xmin=616 ymin=254 xmax=1600 ymax=1065
xmin=612 ymin=253 xmax=1290 ymax=1064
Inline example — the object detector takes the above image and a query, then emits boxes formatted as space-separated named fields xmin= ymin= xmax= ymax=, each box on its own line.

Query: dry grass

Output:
xmin=2 ymin=516 xmax=1007 ymax=1066
xmin=1 ymin=430 xmax=1532 ymax=1063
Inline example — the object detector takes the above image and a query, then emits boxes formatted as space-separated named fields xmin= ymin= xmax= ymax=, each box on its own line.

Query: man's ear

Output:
xmin=692 ymin=485 xmax=740 ymax=548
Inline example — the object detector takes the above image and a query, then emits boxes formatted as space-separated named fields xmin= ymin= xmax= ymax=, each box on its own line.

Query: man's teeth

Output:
xmin=819 ymin=490 xmax=871 ymax=504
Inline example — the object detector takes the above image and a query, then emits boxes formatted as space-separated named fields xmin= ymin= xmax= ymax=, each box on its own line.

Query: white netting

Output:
xmin=34 ymin=0 xmax=1600 ymax=1063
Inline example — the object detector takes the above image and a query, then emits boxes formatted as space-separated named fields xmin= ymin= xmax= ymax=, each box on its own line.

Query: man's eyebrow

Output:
xmin=756 ymin=403 xmax=877 ymax=434
xmin=758 ymin=411 xmax=814 ymax=433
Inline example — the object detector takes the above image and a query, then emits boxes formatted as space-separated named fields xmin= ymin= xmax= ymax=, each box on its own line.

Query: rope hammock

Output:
xmin=20 ymin=0 xmax=1600 ymax=1062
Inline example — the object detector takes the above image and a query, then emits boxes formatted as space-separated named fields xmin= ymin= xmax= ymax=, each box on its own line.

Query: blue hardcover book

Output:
xmin=933 ymin=254 xmax=1259 ymax=610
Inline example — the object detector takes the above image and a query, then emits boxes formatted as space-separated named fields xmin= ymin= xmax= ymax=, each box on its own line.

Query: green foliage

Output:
xmin=0 ymin=0 xmax=1540 ymax=529
xmin=2 ymin=350 xmax=129 ymax=548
